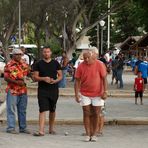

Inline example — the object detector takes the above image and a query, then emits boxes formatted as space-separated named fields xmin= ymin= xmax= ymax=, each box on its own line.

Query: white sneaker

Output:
xmin=84 ymin=136 xmax=90 ymax=142
xmin=91 ymin=136 xmax=98 ymax=142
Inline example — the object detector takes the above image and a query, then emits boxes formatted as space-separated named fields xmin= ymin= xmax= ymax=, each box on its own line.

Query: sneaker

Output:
xmin=20 ymin=129 xmax=31 ymax=134
xmin=84 ymin=136 xmax=91 ymax=142
xmin=91 ymin=136 xmax=98 ymax=142
xmin=7 ymin=130 xmax=19 ymax=134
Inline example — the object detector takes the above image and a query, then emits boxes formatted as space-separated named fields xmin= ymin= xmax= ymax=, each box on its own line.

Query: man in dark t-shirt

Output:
xmin=33 ymin=47 xmax=62 ymax=136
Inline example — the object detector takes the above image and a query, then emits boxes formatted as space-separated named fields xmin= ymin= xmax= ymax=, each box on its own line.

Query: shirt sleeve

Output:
xmin=33 ymin=61 xmax=39 ymax=72
xmin=99 ymin=62 xmax=107 ymax=78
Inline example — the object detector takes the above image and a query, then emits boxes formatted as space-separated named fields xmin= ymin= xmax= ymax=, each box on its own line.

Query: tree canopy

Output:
xmin=0 ymin=0 xmax=147 ymax=58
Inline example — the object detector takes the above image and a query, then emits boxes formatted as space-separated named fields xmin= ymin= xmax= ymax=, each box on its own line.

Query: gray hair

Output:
xmin=89 ymin=47 xmax=99 ymax=55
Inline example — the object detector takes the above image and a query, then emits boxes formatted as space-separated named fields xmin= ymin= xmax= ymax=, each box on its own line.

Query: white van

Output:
xmin=9 ymin=44 xmax=37 ymax=49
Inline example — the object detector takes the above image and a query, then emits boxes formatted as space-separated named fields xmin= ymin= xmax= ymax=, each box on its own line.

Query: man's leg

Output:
xmin=39 ymin=112 xmax=46 ymax=134
xmin=91 ymin=106 xmax=101 ymax=136
xmin=49 ymin=111 xmax=56 ymax=133
xmin=17 ymin=94 xmax=28 ymax=132
xmin=98 ymin=116 xmax=105 ymax=135
xmin=82 ymin=105 xmax=91 ymax=137
xmin=6 ymin=91 xmax=17 ymax=132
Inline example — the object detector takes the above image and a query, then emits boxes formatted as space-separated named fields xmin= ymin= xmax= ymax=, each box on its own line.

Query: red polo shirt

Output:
xmin=75 ymin=60 xmax=107 ymax=97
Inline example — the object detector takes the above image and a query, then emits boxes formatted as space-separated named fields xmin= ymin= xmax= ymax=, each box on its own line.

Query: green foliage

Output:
xmin=88 ymin=0 xmax=147 ymax=50
xmin=45 ymin=37 xmax=62 ymax=56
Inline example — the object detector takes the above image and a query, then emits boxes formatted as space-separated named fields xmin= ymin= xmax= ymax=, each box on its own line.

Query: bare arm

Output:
xmin=50 ymin=70 xmax=63 ymax=84
xmin=134 ymin=66 xmax=138 ymax=75
xmin=74 ymin=78 xmax=81 ymax=103
xmin=101 ymin=76 xmax=108 ymax=100
xmin=33 ymin=71 xmax=51 ymax=83
xmin=4 ymin=77 xmax=25 ymax=86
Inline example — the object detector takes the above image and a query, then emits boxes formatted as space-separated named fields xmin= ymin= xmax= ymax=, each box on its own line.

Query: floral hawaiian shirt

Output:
xmin=4 ymin=60 xmax=30 ymax=96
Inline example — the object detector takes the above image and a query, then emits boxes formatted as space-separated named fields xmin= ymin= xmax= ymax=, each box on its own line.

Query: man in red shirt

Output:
xmin=134 ymin=71 xmax=144 ymax=105
xmin=74 ymin=49 xmax=107 ymax=142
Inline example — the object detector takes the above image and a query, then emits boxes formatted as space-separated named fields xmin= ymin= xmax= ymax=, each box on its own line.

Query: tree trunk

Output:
xmin=1 ymin=39 xmax=10 ymax=63
xmin=35 ymin=28 xmax=41 ymax=60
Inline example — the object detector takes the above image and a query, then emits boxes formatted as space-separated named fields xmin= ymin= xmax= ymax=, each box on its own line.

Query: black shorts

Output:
xmin=143 ymin=78 xmax=147 ymax=84
xmin=38 ymin=88 xmax=59 ymax=113
xmin=135 ymin=91 xmax=143 ymax=98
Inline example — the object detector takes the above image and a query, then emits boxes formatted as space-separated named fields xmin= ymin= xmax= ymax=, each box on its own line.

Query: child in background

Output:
xmin=134 ymin=71 xmax=144 ymax=105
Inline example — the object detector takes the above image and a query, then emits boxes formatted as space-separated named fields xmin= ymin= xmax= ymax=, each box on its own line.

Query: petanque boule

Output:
xmin=64 ymin=132 xmax=69 ymax=136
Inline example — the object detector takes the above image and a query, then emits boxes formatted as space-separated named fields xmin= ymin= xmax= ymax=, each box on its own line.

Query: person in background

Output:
xmin=74 ymin=51 xmax=84 ymax=69
xmin=97 ymin=102 xmax=106 ymax=136
xmin=21 ymin=46 xmax=30 ymax=65
xmin=99 ymin=54 xmax=107 ymax=66
xmin=104 ymin=51 xmax=111 ymax=63
xmin=58 ymin=51 xmax=69 ymax=88
xmin=138 ymin=57 xmax=148 ymax=90
xmin=116 ymin=53 xmax=124 ymax=89
xmin=99 ymin=53 xmax=111 ymax=73
xmin=4 ymin=49 xmax=30 ymax=134
xmin=134 ymin=71 xmax=144 ymax=105
xmin=70 ymin=53 xmax=77 ymax=82
xmin=111 ymin=56 xmax=118 ymax=85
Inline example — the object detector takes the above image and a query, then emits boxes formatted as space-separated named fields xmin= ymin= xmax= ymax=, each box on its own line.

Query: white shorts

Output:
xmin=80 ymin=94 xmax=105 ymax=107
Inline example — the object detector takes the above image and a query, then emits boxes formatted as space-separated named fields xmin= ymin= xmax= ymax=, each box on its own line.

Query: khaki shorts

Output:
xmin=80 ymin=94 xmax=105 ymax=107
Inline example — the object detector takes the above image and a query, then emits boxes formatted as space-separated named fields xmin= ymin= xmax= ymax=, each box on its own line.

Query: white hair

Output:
xmin=89 ymin=47 xmax=99 ymax=55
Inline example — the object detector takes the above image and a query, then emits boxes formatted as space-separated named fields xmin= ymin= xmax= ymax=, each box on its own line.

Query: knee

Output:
xmin=91 ymin=108 xmax=100 ymax=117
xmin=83 ymin=109 xmax=91 ymax=117
xmin=93 ymin=110 xmax=99 ymax=117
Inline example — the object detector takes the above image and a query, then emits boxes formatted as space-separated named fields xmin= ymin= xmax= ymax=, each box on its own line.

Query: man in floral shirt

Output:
xmin=4 ymin=49 xmax=30 ymax=134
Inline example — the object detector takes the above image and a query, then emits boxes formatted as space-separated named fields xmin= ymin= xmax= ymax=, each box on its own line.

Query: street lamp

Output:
xmin=18 ymin=0 xmax=21 ymax=48
xmin=99 ymin=20 xmax=105 ymax=55
xmin=107 ymin=0 xmax=111 ymax=50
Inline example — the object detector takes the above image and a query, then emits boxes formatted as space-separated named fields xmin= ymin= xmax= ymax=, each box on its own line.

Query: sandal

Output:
xmin=33 ymin=132 xmax=44 ymax=136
